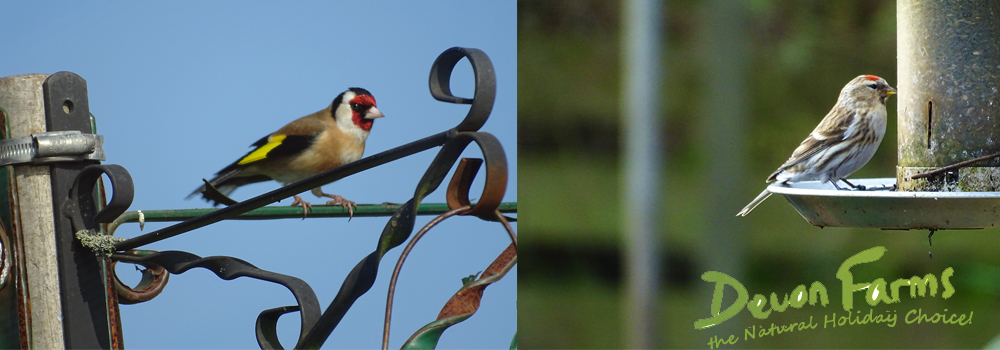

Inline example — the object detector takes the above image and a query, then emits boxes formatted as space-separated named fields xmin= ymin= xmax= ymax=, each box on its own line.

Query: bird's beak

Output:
xmin=365 ymin=106 xmax=385 ymax=120
xmin=887 ymin=87 xmax=897 ymax=95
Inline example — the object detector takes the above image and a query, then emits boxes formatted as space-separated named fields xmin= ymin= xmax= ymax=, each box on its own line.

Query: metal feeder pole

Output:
xmin=897 ymin=0 xmax=1000 ymax=191
xmin=622 ymin=0 xmax=663 ymax=348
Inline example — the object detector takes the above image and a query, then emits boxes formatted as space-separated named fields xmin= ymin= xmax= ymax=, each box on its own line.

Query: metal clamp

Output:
xmin=0 ymin=130 xmax=105 ymax=166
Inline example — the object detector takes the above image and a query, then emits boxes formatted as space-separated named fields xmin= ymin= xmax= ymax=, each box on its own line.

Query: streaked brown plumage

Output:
xmin=737 ymin=75 xmax=895 ymax=217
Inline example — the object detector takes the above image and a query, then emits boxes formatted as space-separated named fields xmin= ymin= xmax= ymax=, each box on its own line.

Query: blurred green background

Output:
xmin=518 ymin=0 xmax=1000 ymax=348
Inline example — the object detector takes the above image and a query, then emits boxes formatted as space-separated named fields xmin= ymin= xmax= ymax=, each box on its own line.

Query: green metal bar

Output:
xmin=107 ymin=202 xmax=517 ymax=236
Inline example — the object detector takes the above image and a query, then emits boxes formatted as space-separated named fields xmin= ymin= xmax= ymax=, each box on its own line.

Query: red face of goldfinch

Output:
xmin=346 ymin=89 xmax=384 ymax=131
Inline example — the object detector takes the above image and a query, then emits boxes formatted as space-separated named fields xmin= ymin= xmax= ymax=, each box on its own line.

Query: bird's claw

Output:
xmin=838 ymin=179 xmax=866 ymax=191
xmin=291 ymin=195 xmax=313 ymax=219
xmin=324 ymin=195 xmax=356 ymax=221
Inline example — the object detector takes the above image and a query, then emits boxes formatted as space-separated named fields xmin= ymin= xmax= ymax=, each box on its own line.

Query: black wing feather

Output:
xmin=188 ymin=133 xmax=318 ymax=202
xmin=256 ymin=133 xmax=317 ymax=160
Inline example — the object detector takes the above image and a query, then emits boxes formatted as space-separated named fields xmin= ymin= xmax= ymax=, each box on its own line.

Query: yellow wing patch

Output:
xmin=238 ymin=134 xmax=286 ymax=165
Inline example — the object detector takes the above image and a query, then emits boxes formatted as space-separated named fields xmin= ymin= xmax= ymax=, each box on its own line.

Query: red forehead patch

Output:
xmin=864 ymin=75 xmax=881 ymax=81
xmin=351 ymin=94 xmax=377 ymax=107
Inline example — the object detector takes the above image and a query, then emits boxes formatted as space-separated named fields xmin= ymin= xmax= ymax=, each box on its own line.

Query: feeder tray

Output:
xmin=771 ymin=178 xmax=1000 ymax=230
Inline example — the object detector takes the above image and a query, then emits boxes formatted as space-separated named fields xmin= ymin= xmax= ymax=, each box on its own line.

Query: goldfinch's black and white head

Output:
xmin=333 ymin=88 xmax=384 ymax=136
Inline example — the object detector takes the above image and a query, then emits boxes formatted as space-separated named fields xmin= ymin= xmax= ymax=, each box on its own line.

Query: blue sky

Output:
xmin=1 ymin=2 xmax=516 ymax=349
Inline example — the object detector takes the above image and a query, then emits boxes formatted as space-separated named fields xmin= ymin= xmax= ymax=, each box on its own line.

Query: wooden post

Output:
xmin=897 ymin=0 xmax=1000 ymax=191
xmin=0 ymin=74 xmax=66 ymax=349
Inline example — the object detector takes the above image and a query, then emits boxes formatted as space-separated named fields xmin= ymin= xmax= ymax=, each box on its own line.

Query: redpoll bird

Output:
xmin=736 ymin=75 xmax=896 ymax=217
xmin=189 ymin=88 xmax=384 ymax=218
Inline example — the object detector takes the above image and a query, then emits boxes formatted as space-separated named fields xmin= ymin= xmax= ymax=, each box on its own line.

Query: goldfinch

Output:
xmin=189 ymin=87 xmax=384 ymax=217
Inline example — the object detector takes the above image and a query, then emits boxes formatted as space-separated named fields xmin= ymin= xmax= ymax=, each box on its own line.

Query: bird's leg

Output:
xmin=290 ymin=195 xmax=313 ymax=219
xmin=831 ymin=181 xmax=845 ymax=190
xmin=322 ymin=194 xmax=356 ymax=220
xmin=840 ymin=179 xmax=866 ymax=191
xmin=310 ymin=188 xmax=356 ymax=220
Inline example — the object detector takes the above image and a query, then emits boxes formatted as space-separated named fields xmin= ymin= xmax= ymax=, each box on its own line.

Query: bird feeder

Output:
xmin=773 ymin=0 xmax=1000 ymax=229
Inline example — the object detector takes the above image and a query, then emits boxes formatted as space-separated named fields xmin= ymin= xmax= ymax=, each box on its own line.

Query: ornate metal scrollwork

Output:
xmin=67 ymin=47 xmax=514 ymax=349
xmin=63 ymin=164 xmax=134 ymax=234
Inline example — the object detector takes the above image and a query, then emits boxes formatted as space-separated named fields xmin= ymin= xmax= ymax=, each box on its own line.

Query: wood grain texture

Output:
xmin=0 ymin=73 xmax=66 ymax=350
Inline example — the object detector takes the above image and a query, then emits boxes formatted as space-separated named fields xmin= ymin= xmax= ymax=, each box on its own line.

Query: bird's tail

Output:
xmin=187 ymin=166 xmax=269 ymax=205
xmin=736 ymin=189 xmax=772 ymax=217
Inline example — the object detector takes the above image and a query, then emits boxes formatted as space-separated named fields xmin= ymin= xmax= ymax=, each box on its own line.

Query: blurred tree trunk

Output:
xmin=697 ymin=0 xmax=748 ymax=339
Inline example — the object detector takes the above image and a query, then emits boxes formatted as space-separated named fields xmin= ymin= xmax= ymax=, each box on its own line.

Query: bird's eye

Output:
xmin=868 ymin=83 xmax=878 ymax=89
xmin=350 ymin=102 xmax=361 ymax=110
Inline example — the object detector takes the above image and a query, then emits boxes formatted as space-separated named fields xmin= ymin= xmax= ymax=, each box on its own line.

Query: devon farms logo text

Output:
xmin=695 ymin=246 xmax=972 ymax=349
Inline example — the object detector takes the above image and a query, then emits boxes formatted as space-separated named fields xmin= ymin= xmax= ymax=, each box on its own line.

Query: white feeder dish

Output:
xmin=769 ymin=178 xmax=1000 ymax=229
